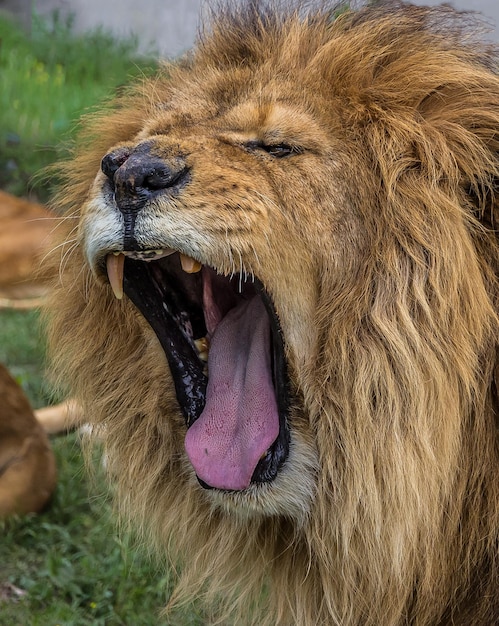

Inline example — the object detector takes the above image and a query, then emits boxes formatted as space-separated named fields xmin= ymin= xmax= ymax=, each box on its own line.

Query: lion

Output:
xmin=46 ymin=2 xmax=499 ymax=624
xmin=0 ymin=190 xmax=55 ymax=306
xmin=0 ymin=363 xmax=57 ymax=517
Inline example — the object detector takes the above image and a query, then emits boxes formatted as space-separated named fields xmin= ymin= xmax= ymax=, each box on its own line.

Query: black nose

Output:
xmin=101 ymin=144 xmax=190 ymax=214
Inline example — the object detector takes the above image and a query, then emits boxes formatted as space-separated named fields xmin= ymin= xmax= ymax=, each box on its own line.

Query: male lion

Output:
xmin=47 ymin=2 xmax=499 ymax=624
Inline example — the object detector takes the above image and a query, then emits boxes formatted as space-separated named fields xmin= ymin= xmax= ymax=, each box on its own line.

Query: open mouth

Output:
xmin=105 ymin=250 xmax=290 ymax=491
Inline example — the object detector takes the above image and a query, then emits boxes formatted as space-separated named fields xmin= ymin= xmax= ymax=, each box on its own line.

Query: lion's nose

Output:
xmin=101 ymin=144 xmax=190 ymax=214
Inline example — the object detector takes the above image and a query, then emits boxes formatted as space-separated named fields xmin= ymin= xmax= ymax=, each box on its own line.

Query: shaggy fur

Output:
xmin=47 ymin=2 xmax=499 ymax=624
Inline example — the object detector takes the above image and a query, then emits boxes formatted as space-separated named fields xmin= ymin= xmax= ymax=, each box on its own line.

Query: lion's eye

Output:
xmin=245 ymin=141 xmax=302 ymax=158
xmin=263 ymin=143 xmax=300 ymax=157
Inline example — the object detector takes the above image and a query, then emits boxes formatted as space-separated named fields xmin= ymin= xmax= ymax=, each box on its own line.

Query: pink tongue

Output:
xmin=184 ymin=296 xmax=279 ymax=490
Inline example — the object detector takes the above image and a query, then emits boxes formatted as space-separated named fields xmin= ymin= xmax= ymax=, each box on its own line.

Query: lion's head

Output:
xmin=47 ymin=2 xmax=499 ymax=624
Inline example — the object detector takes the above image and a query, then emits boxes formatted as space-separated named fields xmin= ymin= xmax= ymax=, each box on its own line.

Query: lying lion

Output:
xmin=0 ymin=364 xmax=57 ymax=517
xmin=46 ymin=2 xmax=499 ymax=624
xmin=0 ymin=190 xmax=55 ymax=306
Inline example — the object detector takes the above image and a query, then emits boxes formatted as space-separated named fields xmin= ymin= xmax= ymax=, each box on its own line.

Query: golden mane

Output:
xmin=47 ymin=2 xmax=499 ymax=624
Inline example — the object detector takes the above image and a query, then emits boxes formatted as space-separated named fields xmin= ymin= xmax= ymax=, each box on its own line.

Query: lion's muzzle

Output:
xmin=101 ymin=142 xmax=190 ymax=248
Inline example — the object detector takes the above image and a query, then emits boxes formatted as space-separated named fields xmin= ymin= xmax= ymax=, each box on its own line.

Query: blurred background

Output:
xmin=413 ymin=0 xmax=498 ymax=39
xmin=1 ymin=0 xmax=202 ymax=58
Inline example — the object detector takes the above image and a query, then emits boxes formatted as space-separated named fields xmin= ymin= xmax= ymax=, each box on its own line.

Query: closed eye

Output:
xmin=244 ymin=140 xmax=304 ymax=158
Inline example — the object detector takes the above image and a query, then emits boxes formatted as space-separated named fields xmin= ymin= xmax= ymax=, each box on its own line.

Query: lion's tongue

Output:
xmin=184 ymin=296 xmax=279 ymax=490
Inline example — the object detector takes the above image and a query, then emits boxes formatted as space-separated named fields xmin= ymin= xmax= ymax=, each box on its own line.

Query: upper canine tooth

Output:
xmin=180 ymin=254 xmax=202 ymax=273
xmin=106 ymin=253 xmax=125 ymax=299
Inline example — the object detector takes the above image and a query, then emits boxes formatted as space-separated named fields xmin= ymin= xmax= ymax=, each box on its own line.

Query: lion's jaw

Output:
xmin=80 ymin=116 xmax=323 ymax=517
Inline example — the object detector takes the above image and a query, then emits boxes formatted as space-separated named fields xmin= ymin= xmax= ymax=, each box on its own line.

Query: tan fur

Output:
xmin=0 ymin=190 xmax=55 ymax=302
xmin=46 ymin=2 xmax=499 ymax=624
xmin=0 ymin=364 xmax=57 ymax=517
xmin=34 ymin=399 xmax=84 ymax=435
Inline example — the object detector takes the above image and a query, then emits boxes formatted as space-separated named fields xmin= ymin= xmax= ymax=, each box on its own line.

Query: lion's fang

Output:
xmin=180 ymin=254 xmax=202 ymax=273
xmin=106 ymin=252 xmax=125 ymax=300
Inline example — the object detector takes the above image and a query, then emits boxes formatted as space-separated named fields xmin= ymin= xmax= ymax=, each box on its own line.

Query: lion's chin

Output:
xmin=105 ymin=250 xmax=292 ymax=492
xmin=192 ymin=434 xmax=318 ymax=523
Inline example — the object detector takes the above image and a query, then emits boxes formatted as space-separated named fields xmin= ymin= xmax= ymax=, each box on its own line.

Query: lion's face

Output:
xmin=79 ymin=88 xmax=362 ymax=516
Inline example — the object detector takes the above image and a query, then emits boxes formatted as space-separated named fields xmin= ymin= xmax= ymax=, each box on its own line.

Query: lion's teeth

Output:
xmin=106 ymin=253 xmax=125 ymax=300
xmin=180 ymin=254 xmax=202 ymax=273
xmin=125 ymin=248 xmax=176 ymax=261
xmin=194 ymin=337 xmax=209 ymax=353
xmin=194 ymin=337 xmax=210 ymax=363
xmin=195 ymin=337 xmax=210 ymax=363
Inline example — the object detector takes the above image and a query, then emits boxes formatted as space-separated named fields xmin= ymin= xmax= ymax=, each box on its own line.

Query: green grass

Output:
xmin=0 ymin=12 xmax=157 ymax=201
xmin=0 ymin=311 xmax=203 ymax=625
xmin=0 ymin=309 xmax=51 ymax=407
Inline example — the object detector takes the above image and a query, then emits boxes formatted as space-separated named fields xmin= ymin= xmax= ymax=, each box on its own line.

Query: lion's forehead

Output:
xmin=139 ymin=82 xmax=332 ymax=151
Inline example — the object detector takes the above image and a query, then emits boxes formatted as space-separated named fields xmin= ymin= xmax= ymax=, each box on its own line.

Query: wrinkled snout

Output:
xmin=101 ymin=143 xmax=190 ymax=215
xmin=100 ymin=142 xmax=190 ymax=248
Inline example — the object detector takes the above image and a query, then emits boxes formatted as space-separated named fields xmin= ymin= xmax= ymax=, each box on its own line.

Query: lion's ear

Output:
xmin=414 ymin=76 xmax=499 ymax=231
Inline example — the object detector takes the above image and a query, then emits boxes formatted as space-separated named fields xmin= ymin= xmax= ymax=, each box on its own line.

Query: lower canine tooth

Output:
xmin=180 ymin=254 xmax=202 ymax=273
xmin=106 ymin=253 xmax=125 ymax=299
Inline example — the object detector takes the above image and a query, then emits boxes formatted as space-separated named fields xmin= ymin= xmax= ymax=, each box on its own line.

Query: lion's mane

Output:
xmin=47 ymin=2 xmax=499 ymax=624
